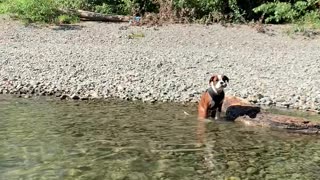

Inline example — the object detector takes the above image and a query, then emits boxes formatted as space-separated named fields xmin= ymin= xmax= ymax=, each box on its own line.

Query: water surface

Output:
xmin=0 ymin=95 xmax=320 ymax=180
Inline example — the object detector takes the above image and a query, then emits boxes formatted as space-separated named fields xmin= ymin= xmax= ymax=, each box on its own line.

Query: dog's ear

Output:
xmin=222 ymin=75 xmax=229 ymax=83
xmin=209 ymin=75 xmax=218 ymax=84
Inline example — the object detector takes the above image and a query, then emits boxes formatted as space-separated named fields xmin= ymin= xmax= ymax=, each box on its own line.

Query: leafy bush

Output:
xmin=57 ymin=14 xmax=79 ymax=24
xmin=294 ymin=10 xmax=320 ymax=32
xmin=0 ymin=2 xmax=7 ymax=14
xmin=94 ymin=3 xmax=113 ymax=14
xmin=253 ymin=0 xmax=320 ymax=23
xmin=165 ymin=0 xmax=247 ymax=23
xmin=2 ymin=0 xmax=59 ymax=23
xmin=253 ymin=2 xmax=297 ymax=23
xmin=55 ymin=0 xmax=88 ymax=10
xmin=56 ymin=0 xmax=135 ymax=15
xmin=302 ymin=10 xmax=320 ymax=26
xmin=0 ymin=0 xmax=82 ymax=24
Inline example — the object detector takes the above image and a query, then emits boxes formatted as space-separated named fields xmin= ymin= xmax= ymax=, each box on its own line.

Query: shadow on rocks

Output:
xmin=51 ymin=24 xmax=84 ymax=31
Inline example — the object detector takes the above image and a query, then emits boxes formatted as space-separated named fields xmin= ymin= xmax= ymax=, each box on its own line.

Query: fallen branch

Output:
xmin=59 ymin=9 xmax=132 ymax=22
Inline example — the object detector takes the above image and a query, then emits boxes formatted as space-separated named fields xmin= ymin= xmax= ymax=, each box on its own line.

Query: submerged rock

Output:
xmin=226 ymin=176 xmax=241 ymax=180
xmin=226 ymin=161 xmax=240 ymax=169
xmin=246 ymin=167 xmax=257 ymax=175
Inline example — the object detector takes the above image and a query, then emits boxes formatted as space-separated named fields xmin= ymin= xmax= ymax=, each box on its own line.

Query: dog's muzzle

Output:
xmin=220 ymin=81 xmax=227 ymax=88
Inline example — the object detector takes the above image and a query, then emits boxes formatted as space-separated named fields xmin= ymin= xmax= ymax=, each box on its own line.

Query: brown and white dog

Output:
xmin=198 ymin=74 xmax=229 ymax=120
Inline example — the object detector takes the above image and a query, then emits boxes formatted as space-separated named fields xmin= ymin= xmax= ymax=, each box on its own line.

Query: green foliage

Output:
xmin=294 ymin=10 xmax=320 ymax=33
xmin=120 ymin=0 xmax=135 ymax=14
xmin=302 ymin=10 xmax=320 ymax=27
xmin=171 ymin=0 xmax=246 ymax=22
xmin=173 ymin=0 xmax=227 ymax=18
xmin=253 ymin=0 xmax=320 ymax=23
xmin=55 ymin=0 xmax=135 ymax=15
xmin=128 ymin=31 xmax=145 ymax=39
xmin=0 ymin=2 xmax=7 ymax=14
xmin=228 ymin=0 xmax=246 ymax=22
xmin=57 ymin=14 xmax=79 ymax=24
xmin=3 ymin=0 xmax=59 ymax=23
xmin=55 ymin=0 xmax=90 ymax=10
xmin=0 ymin=0 xmax=80 ymax=24
xmin=0 ymin=0 xmax=319 ymax=27
xmin=253 ymin=2 xmax=296 ymax=23
xmin=95 ymin=3 xmax=112 ymax=14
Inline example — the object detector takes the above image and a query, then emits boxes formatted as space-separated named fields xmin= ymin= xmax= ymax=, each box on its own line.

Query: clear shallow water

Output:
xmin=0 ymin=95 xmax=320 ymax=180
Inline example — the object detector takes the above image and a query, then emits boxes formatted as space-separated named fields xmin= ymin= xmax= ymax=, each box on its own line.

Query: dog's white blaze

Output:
xmin=211 ymin=74 xmax=227 ymax=120
xmin=218 ymin=74 xmax=222 ymax=81
xmin=210 ymin=82 xmax=218 ymax=94
xmin=215 ymin=81 xmax=222 ymax=92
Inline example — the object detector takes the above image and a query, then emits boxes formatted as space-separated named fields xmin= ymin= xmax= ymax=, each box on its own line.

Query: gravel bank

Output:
xmin=1 ymin=17 xmax=320 ymax=111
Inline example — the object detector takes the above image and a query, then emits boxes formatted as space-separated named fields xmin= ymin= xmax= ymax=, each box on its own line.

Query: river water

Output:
xmin=0 ymin=95 xmax=319 ymax=180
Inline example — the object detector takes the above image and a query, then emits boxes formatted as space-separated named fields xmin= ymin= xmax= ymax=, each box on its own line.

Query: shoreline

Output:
xmin=0 ymin=88 xmax=319 ymax=115
xmin=1 ymin=18 xmax=320 ymax=113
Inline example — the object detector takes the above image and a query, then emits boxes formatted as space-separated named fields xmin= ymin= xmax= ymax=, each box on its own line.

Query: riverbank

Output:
xmin=0 ymin=17 xmax=320 ymax=112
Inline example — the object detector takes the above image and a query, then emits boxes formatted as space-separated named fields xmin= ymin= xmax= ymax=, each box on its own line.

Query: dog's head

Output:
xmin=209 ymin=74 xmax=229 ymax=92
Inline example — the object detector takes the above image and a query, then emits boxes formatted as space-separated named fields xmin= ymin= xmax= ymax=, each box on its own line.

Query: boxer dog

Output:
xmin=198 ymin=74 xmax=229 ymax=120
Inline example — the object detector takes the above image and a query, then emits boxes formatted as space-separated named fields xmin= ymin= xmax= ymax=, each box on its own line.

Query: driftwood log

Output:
xmin=221 ymin=96 xmax=320 ymax=134
xmin=59 ymin=9 xmax=132 ymax=22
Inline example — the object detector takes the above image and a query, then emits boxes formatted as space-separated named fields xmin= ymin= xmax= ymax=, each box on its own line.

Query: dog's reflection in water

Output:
xmin=196 ymin=105 xmax=261 ymax=147
xmin=196 ymin=118 xmax=206 ymax=147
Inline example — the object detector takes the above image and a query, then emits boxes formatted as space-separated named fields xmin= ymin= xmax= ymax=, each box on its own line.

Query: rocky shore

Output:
xmin=1 ymin=17 xmax=320 ymax=112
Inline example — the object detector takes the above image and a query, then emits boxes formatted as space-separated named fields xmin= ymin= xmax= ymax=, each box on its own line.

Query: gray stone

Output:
xmin=227 ymin=161 xmax=240 ymax=169
xmin=24 ymin=95 xmax=31 ymax=98
xmin=246 ymin=167 xmax=257 ymax=174
xmin=60 ymin=94 xmax=69 ymax=100
xmin=226 ymin=176 xmax=241 ymax=180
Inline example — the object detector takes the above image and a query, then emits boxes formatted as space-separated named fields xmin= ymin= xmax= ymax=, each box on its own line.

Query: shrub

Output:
xmin=57 ymin=14 xmax=79 ymax=24
xmin=294 ymin=10 xmax=320 ymax=33
xmin=167 ymin=0 xmax=246 ymax=23
xmin=253 ymin=2 xmax=297 ymax=23
xmin=0 ymin=3 xmax=7 ymax=14
xmin=94 ymin=3 xmax=113 ymax=14
xmin=0 ymin=0 xmax=81 ymax=24
xmin=55 ymin=0 xmax=87 ymax=10
xmin=3 ymin=0 xmax=59 ymax=23
xmin=253 ymin=0 xmax=320 ymax=23
xmin=56 ymin=0 xmax=135 ymax=15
